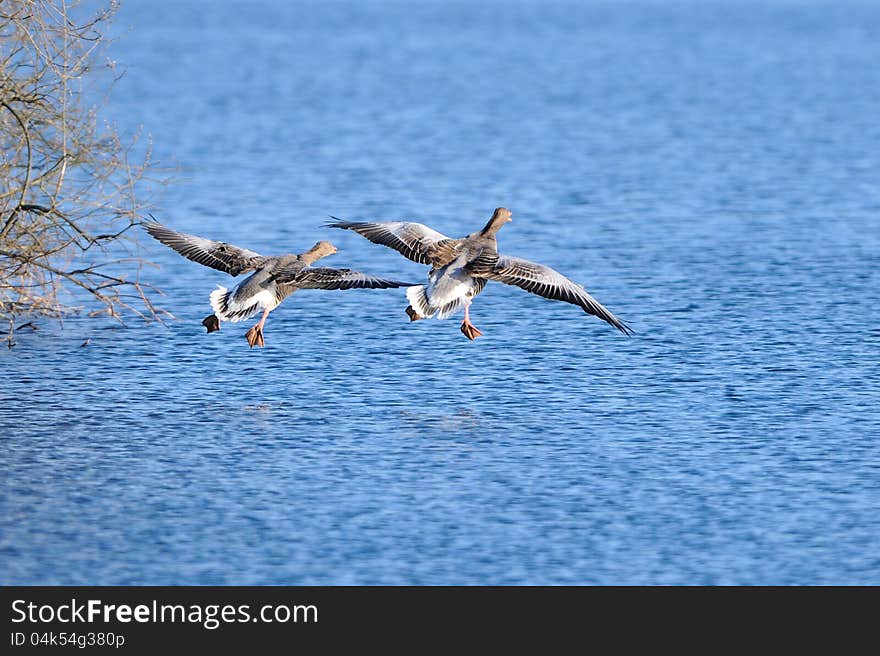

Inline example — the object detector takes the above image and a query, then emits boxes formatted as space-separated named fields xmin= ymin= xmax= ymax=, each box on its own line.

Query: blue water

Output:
xmin=2 ymin=0 xmax=879 ymax=584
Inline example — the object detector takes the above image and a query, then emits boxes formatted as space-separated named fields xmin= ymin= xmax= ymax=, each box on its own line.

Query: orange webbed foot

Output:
xmin=460 ymin=320 xmax=483 ymax=341
xmin=245 ymin=325 xmax=265 ymax=348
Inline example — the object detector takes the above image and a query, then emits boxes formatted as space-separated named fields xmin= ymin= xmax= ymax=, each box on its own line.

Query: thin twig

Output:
xmin=0 ymin=100 xmax=33 ymax=239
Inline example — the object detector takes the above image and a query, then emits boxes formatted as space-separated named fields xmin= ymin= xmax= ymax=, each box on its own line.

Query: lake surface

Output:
xmin=2 ymin=0 xmax=879 ymax=584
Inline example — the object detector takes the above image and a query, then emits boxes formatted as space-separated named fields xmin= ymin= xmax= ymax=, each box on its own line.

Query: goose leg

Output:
xmin=460 ymin=302 xmax=483 ymax=340
xmin=245 ymin=307 xmax=271 ymax=348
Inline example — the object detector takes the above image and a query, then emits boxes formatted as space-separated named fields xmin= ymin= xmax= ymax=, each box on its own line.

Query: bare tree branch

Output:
xmin=0 ymin=100 xmax=33 ymax=238
xmin=1 ymin=0 xmax=170 ymax=342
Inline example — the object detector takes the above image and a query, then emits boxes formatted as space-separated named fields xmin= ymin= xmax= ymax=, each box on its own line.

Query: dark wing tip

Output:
xmin=584 ymin=303 xmax=634 ymax=336
xmin=362 ymin=278 xmax=418 ymax=289
xmin=143 ymin=220 xmax=171 ymax=239
xmin=599 ymin=309 xmax=634 ymax=336
xmin=326 ymin=216 xmax=357 ymax=229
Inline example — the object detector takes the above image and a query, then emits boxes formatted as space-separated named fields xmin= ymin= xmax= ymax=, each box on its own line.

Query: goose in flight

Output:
xmin=145 ymin=222 xmax=413 ymax=348
xmin=328 ymin=207 xmax=632 ymax=340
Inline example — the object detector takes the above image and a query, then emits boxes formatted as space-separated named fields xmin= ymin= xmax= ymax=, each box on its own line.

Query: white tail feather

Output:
xmin=406 ymin=285 xmax=435 ymax=318
xmin=209 ymin=286 xmax=260 ymax=322
xmin=209 ymin=286 xmax=229 ymax=317
xmin=435 ymin=296 xmax=466 ymax=319
xmin=406 ymin=285 xmax=467 ymax=320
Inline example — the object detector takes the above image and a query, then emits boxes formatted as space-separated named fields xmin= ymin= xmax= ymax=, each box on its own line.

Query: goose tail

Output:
xmin=406 ymin=285 xmax=437 ymax=319
xmin=209 ymin=286 xmax=260 ymax=322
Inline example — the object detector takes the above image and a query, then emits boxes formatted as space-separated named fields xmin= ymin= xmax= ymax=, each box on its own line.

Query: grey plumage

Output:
xmin=326 ymin=218 xmax=456 ymax=266
xmin=329 ymin=207 xmax=633 ymax=337
xmin=144 ymin=222 xmax=263 ymax=276
xmin=145 ymin=221 xmax=414 ymax=346
xmin=466 ymin=252 xmax=632 ymax=334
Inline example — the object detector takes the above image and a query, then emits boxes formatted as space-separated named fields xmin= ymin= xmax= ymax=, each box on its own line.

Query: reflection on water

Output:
xmin=399 ymin=409 xmax=485 ymax=433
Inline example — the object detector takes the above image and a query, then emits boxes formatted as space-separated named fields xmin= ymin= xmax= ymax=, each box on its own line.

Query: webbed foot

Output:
xmin=245 ymin=325 xmax=265 ymax=348
xmin=202 ymin=314 xmax=221 ymax=333
xmin=460 ymin=320 xmax=483 ymax=341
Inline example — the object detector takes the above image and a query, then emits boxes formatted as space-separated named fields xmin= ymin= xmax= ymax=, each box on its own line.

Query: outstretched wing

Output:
xmin=468 ymin=253 xmax=633 ymax=334
xmin=284 ymin=267 xmax=414 ymax=290
xmin=327 ymin=219 xmax=460 ymax=266
xmin=145 ymin=222 xmax=264 ymax=276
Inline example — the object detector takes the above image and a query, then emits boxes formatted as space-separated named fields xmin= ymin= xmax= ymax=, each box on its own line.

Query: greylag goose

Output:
xmin=145 ymin=222 xmax=413 ymax=348
xmin=328 ymin=207 xmax=632 ymax=340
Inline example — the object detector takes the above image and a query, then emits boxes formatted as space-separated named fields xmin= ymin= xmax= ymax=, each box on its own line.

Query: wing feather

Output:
xmin=286 ymin=267 xmax=414 ymax=290
xmin=468 ymin=254 xmax=633 ymax=334
xmin=327 ymin=219 xmax=459 ymax=266
xmin=145 ymin=222 xmax=263 ymax=276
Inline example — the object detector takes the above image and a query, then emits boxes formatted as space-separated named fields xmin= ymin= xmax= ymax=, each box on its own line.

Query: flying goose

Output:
xmin=328 ymin=207 xmax=632 ymax=340
xmin=145 ymin=222 xmax=413 ymax=347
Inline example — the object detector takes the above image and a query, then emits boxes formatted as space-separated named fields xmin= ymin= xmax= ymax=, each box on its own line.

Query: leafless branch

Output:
xmin=1 ymin=0 xmax=171 ymax=343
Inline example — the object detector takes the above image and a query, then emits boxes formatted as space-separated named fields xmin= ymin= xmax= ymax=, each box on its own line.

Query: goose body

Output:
xmin=209 ymin=260 xmax=291 ymax=323
xmin=145 ymin=221 xmax=413 ymax=347
xmin=329 ymin=207 xmax=632 ymax=340
xmin=406 ymin=251 xmax=486 ymax=320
